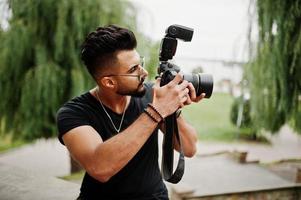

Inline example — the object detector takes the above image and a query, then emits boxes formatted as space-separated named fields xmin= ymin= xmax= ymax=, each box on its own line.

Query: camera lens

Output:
xmin=183 ymin=73 xmax=213 ymax=98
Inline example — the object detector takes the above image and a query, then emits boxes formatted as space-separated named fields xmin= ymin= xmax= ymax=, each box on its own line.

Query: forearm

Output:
xmin=173 ymin=116 xmax=198 ymax=157
xmin=92 ymin=111 xmax=158 ymax=182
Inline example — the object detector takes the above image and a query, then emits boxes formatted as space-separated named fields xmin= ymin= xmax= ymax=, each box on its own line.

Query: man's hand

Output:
xmin=152 ymin=73 xmax=190 ymax=117
xmin=152 ymin=73 xmax=207 ymax=117
xmin=184 ymin=82 xmax=206 ymax=105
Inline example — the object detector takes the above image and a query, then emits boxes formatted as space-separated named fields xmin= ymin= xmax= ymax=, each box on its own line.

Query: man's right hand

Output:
xmin=152 ymin=73 xmax=190 ymax=118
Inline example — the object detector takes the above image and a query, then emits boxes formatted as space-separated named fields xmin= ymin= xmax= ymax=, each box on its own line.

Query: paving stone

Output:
xmin=171 ymin=154 xmax=301 ymax=198
xmin=0 ymin=163 xmax=80 ymax=200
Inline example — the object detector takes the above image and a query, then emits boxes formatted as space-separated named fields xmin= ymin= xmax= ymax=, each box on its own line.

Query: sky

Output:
xmin=128 ymin=0 xmax=255 ymax=85
xmin=129 ymin=0 xmax=251 ymax=61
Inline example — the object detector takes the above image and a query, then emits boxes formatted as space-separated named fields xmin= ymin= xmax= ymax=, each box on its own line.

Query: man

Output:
xmin=56 ymin=25 xmax=205 ymax=200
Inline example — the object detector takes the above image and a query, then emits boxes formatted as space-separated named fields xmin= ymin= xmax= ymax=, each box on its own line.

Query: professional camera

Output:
xmin=158 ymin=24 xmax=213 ymax=98
xmin=159 ymin=25 xmax=214 ymax=184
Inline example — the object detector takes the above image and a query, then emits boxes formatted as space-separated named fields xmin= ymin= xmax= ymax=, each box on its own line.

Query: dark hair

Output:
xmin=80 ymin=25 xmax=137 ymax=77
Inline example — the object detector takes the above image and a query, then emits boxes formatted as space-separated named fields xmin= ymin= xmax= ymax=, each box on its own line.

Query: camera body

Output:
xmin=158 ymin=24 xmax=213 ymax=98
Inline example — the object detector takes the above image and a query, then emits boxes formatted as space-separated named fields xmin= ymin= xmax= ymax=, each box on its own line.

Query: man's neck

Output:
xmin=92 ymin=87 xmax=130 ymax=114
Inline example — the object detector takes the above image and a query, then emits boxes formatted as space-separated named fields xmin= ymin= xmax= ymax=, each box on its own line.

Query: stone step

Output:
xmin=169 ymin=154 xmax=301 ymax=199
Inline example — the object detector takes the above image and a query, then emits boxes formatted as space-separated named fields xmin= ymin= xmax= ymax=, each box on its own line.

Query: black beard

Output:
xmin=129 ymin=88 xmax=146 ymax=97
xmin=117 ymin=84 xmax=146 ymax=97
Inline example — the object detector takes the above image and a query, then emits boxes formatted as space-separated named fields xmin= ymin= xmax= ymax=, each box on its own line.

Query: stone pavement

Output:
xmin=169 ymin=125 xmax=301 ymax=199
xmin=169 ymin=154 xmax=301 ymax=199
xmin=0 ymin=163 xmax=80 ymax=200
xmin=0 ymin=138 xmax=70 ymax=177
xmin=0 ymin=125 xmax=300 ymax=199
xmin=197 ymin=126 xmax=301 ymax=163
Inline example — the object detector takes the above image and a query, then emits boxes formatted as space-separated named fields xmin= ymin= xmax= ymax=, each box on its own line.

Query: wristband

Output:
xmin=147 ymin=103 xmax=164 ymax=121
xmin=144 ymin=108 xmax=160 ymax=123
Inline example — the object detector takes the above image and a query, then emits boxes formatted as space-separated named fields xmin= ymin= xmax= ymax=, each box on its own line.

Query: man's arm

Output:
xmin=63 ymin=112 xmax=158 ymax=183
xmin=175 ymin=116 xmax=198 ymax=157
xmin=160 ymin=115 xmax=198 ymax=158
xmin=159 ymin=82 xmax=206 ymax=157
xmin=62 ymin=73 xmax=189 ymax=183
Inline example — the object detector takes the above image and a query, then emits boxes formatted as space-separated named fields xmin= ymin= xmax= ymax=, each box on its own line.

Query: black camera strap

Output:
xmin=161 ymin=113 xmax=185 ymax=184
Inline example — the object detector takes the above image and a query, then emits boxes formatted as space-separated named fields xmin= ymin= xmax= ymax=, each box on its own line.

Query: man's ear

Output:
xmin=100 ymin=77 xmax=116 ymax=90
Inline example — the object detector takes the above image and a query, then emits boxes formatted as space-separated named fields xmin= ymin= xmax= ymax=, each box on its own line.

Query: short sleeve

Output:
xmin=56 ymin=106 xmax=91 ymax=145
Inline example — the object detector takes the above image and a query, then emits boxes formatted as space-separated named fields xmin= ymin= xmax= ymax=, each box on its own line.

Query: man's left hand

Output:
xmin=184 ymin=82 xmax=206 ymax=105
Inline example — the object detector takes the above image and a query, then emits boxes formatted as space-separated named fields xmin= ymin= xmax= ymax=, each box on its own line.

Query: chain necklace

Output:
xmin=95 ymin=88 xmax=126 ymax=133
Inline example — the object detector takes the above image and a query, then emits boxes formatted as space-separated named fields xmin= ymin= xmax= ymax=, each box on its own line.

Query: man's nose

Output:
xmin=141 ymin=67 xmax=148 ymax=77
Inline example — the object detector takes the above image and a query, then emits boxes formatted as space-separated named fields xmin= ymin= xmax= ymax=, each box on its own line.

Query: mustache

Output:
xmin=139 ymin=77 xmax=145 ymax=85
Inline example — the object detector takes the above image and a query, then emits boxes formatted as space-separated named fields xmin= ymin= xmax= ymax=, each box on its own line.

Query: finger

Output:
xmin=180 ymin=95 xmax=188 ymax=106
xmin=179 ymin=100 xmax=185 ymax=108
xmin=187 ymin=83 xmax=196 ymax=100
xmin=180 ymin=90 xmax=189 ymax=101
xmin=184 ymin=94 xmax=192 ymax=105
xmin=178 ymin=80 xmax=189 ymax=90
xmin=195 ymin=93 xmax=206 ymax=102
xmin=154 ymin=77 xmax=161 ymax=88
xmin=168 ymin=73 xmax=183 ymax=87
xmin=179 ymin=88 xmax=189 ymax=98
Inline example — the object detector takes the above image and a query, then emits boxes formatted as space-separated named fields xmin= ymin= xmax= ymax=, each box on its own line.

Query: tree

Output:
xmin=136 ymin=36 xmax=160 ymax=80
xmin=246 ymin=0 xmax=301 ymax=133
xmin=0 ymin=0 xmax=158 ymax=140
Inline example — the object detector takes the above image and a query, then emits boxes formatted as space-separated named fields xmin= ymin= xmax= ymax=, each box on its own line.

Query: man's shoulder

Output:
xmin=56 ymin=92 xmax=93 ymax=145
xmin=57 ymin=92 xmax=92 ymax=116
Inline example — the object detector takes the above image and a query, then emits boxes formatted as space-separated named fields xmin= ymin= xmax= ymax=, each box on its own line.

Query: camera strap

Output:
xmin=161 ymin=113 xmax=185 ymax=184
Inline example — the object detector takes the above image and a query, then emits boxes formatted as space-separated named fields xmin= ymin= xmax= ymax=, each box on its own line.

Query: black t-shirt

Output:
xmin=56 ymin=83 xmax=168 ymax=200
